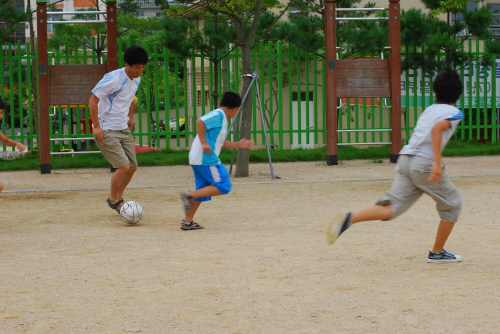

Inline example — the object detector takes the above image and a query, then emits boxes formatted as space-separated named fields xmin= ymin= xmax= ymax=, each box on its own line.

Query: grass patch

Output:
xmin=0 ymin=140 xmax=498 ymax=172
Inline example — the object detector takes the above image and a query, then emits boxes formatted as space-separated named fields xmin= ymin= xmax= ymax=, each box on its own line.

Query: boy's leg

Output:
xmin=427 ymin=219 xmax=461 ymax=262
xmin=351 ymin=204 xmax=392 ymax=224
xmin=327 ymin=155 xmax=421 ymax=245
xmin=183 ymin=185 xmax=222 ymax=222
xmin=431 ymin=220 xmax=455 ymax=253
xmin=327 ymin=204 xmax=392 ymax=245
xmin=115 ymin=130 xmax=139 ymax=201
xmin=98 ymin=130 xmax=138 ymax=211
xmin=190 ymin=185 xmax=222 ymax=199
xmin=181 ymin=165 xmax=231 ymax=230
xmin=183 ymin=200 xmax=202 ymax=225
xmin=110 ymin=165 xmax=138 ymax=207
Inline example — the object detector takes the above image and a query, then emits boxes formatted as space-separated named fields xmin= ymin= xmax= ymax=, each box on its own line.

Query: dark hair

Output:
xmin=124 ymin=45 xmax=149 ymax=66
xmin=433 ymin=69 xmax=462 ymax=104
xmin=0 ymin=97 xmax=5 ymax=110
xmin=219 ymin=91 xmax=242 ymax=109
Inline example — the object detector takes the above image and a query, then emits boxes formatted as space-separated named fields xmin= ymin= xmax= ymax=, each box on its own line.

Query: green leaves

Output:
xmin=0 ymin=0 xmax=30 ymax=44
xmin=401 ymin=1 xmax=496 ymax=71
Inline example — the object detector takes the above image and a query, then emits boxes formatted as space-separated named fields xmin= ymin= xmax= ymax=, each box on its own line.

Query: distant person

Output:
xmin=327 ymin=69 xmax=464 ymax=263
xmin=0 ymin=97 xmax=26 ymax=191
xmin=89 ymin=46 xmax=148 ymax=213
xmin=180 ymin=91 xmax=254 ymax=230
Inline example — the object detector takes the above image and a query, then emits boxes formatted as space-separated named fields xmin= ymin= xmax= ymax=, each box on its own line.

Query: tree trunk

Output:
xmin=234 ymin=42 xmax=253 ymax=177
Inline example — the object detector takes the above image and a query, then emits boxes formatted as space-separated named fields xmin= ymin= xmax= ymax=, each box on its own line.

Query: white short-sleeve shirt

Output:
xmin=189 ymin=109 xmax=228 ymax=166
xmin=91 ymin=68 xmax=140 ymax=131
xmin=400 ymin=103 xmax=464 ymax=160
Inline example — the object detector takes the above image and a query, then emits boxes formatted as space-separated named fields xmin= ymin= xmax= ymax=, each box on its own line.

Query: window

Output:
xmin=289 ymin=10 xmax=308 ymax=22
xmin=136 ymin=10 xmax=145 ymax=17
xmin=451 ymin=2 xmax=478 ymax=23
xmin=47 ymin=12 xmax=63 ymax=34
xmin=490 ymin=3 xmax=500 ymax=37
xmin=196 ymin=90 xmax=210 ymax=107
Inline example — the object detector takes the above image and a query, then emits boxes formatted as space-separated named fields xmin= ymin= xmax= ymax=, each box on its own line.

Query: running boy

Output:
xmin=327 ymin=69 xmax=464 ymax=263
xmin=89 ymin=45 xmax=148 ymax=213
xmin=180 ymin=91 xmax=254 ymax=230
xmin=0 ymin=97 xmax=26 ymax=191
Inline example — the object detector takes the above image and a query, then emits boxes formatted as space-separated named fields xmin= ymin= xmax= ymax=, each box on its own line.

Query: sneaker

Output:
xmin=427 ymin=249 xmax=462 ymax=263
xmin=326 ymin=212 xmax=352 ymax=245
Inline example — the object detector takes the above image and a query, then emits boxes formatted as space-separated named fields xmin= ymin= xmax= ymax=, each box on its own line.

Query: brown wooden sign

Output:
xmin=48 ymin=64 xmax=107 ymax=105
xmin=335 ymin=59 xmax=391 ymax=98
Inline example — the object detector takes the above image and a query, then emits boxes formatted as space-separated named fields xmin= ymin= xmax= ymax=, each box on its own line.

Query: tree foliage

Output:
xmin=402 ymin=0 xmax=500 ymax=71
xmin=0 ymin=0 xmax=30 ymax=44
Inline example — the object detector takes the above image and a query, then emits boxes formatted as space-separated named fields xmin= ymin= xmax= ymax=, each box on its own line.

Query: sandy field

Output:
xmin=1 ymin=156 xmax=499 ymax=334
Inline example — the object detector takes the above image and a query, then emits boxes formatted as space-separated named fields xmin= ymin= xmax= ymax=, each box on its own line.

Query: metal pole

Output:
xmin=254 ymin=75 xmax=275 ymax=179
xmin=227 ymin=74 xmax=257 ymax=176
xmin=227 ymin=72 xmax=275 ymax=179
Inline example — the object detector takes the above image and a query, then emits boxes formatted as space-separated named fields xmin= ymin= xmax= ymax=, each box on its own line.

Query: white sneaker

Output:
xmin=326 ymin=212 xmax=352 ymax=245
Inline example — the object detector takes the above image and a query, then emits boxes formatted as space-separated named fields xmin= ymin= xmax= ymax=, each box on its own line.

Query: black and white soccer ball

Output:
xmin=120 ymin=201 xmax=144 ymax=224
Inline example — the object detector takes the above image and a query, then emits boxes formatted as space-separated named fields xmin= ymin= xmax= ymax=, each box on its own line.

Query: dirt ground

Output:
xmin=1 ymin=156 xmax=499 ymax=334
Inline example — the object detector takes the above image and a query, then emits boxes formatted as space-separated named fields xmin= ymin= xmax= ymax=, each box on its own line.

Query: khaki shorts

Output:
xmin=376 ymin=155 xmax=462 ymax=223
xmin=96 ymin=129 xmax=138 ymax=169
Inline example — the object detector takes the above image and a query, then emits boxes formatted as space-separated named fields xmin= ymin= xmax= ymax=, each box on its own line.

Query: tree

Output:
xmin=162 ymin=12 xmax=237 ymax=108
xmin=401 ymin=0 xmax=500 ymax=71
xmin=167 ymin=0 xmax=294 ymax=177
xmin=0 ymin=0 xmax=30 ymax=44
xmin=274 ymin=0 xmax=389 ymax=58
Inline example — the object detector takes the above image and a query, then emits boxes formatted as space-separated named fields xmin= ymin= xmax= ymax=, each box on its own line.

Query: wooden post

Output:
xmin=389 ymin=0 xmax=402 ymax=163
xmin=106 ymin=0 xmax=118 ymax=71
xmin=36 ymin=0 xmax=51 ymax=174
xmin=324 ymin=0 xmax=338 ymax=165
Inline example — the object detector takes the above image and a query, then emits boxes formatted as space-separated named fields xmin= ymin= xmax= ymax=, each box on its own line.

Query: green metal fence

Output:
xmin=1 ymin=39 xmax=499 ymax=157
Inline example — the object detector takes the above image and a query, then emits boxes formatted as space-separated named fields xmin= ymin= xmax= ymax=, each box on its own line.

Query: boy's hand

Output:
xmin=93 ymin=126 xmax=104 ymax=143
xmin=238 ymin=138 xmax=254 ymax=149
xmin=202 ymin=142 xmax=211 ymax=153
xmin=15 ymin=142 xmax=26 ymax=151
xmin=428 ymin=162 xmax=443 ymax=183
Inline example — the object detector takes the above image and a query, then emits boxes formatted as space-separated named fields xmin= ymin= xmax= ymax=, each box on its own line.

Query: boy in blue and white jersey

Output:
xmin=327 ymin=69 xmax=465 ymax=263
xmin=180 ymin=91 xmax=254 ymax=230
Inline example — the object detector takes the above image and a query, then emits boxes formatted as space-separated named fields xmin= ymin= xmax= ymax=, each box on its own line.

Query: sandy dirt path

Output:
xmin=1 ymin=156 xmax=499 ymax=333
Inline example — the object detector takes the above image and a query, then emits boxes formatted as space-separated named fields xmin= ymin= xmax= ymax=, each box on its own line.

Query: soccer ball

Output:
xmin=120 ymin=201 xmax=144 ymax=224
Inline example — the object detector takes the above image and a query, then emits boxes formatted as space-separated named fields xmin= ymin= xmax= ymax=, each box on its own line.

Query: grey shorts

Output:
xmin=96 ymin=129 xmax=138 ymax=169
xmin=376 ymin=155 xmax=462 ymax=223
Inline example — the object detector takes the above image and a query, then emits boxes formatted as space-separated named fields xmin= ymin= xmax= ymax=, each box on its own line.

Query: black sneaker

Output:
xmin=427 ymin=249 xmax=462 ymax=263
xmin=326 ymin=212 xmax=352 ymax=245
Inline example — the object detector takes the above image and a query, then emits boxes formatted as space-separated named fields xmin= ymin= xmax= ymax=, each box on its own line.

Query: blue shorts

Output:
xmin=191 ymin=164 xmax=232 ymax=202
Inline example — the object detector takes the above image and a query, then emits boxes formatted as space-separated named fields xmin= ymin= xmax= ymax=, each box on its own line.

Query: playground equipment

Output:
xmin=323 ymin=0 xmax=401 ymax=165
xmin=36 ymin=0 xmax=118 ymax=174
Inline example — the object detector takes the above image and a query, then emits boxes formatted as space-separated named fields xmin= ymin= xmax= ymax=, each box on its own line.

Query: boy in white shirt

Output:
xmin=180 ymin=91 xmax=254 ymax=230
xmin=89 ymin=46 xmax=148 ymax=213
xmin=0 ymin=97 xmax=26 ymax=191
xmin=327 ymin=69 xmax=464 ymax=263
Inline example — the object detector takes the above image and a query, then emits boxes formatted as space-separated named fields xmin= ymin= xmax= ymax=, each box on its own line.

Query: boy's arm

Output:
xmin=196 ymin=119 xmax=211 ymax=153
xmin=428 ymin=119 xmax=451 ymax=184
xmin=89 ymin=94 xmax=103 ymax=143
xmin=127 ymin=101 xmax=135 ymax=130
xmin=222 ymin=138 xmax=254 ymax=150
xmin=0 ymin=132 xmax=26 ymax=151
